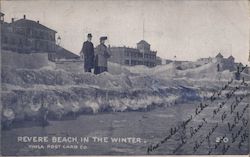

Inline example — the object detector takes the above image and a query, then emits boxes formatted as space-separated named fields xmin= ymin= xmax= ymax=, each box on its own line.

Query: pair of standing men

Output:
xmin=80 ymin=33 xmax=111 ymax=74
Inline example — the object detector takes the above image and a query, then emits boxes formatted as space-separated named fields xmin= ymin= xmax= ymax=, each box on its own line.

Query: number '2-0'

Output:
xmin=216 ymin=137 xmax=229 ymax=143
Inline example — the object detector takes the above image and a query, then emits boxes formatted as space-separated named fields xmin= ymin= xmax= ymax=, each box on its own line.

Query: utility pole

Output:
xmin=230 ymin=44 xmax=232 ymax=56
xmin=143 ymin=18 xmax=145 ymax=40
xmin=248 ymin=0 xmax=250 ymax=62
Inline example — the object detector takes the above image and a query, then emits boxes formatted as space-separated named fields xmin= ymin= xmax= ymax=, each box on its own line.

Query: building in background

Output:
xmin=213 ymin=52 xmax=224 ymax=62
xmin=49 ymin=45 xmax=80 ymax=61
xmin=109 ymin=40 xmax=157 ymax=67
xmin=164 ymin=59 xmax=173 ymax=64
xmin=249 ymin=50 xmax=250 ymax=62
xmin=195 ymin=52 xmax=237 ymax=72
xmin=156 ymin=56 xmax=162 ymax=65
xmin=197 ymin=57 xmax=212 ymax=64
xmin=109 ymin=46 xmax=143 ymax=66
xmin=0 ymin=12 xmax=5 ymax=22
xmin=1 ymin=14 xmax=56 ymax=53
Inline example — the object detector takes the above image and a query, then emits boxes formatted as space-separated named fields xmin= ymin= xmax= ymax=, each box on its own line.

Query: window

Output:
xmin=132 ymin=52 xmax=135 ymax=57
xmin=48 ymin=44 xmax=51 ymax=51
xmin=40 ymin=41 xmax=44 ymax=49
xmin=3 ymin=36 xmax=8 ymax=43
xmin=11 ymin=38 xmax=16 ymax=45
xmin=16 ymin=28 xmax=25 ymax=35
xmin=46 ymin=42 xmax=49 ymax=50
xmin=40 ymin=31 xmax=44 ymax=39
xmin=52 ymin=44 xmax=55 ymax=51
xmin=19 ymin=39 xmax=23 ymax=46
xmin=126 ymin=52 xmax=130 ymax=56
xmin=46 ymin=32 xmax=49 ymax=40
xmin=27 ymin=28 xmax=31 ymax=36
xmin=131 ymin=60 xmax=136 ymax=65
xmin=25 ymin=39 xmax=29 ymax=46
xmin=35 ymin=40 xmax=38 ymax=49
xmin=125 ymin=60 xmax=129 ymax=65
xmin=33 ymin=30 xmax=37 ymax=37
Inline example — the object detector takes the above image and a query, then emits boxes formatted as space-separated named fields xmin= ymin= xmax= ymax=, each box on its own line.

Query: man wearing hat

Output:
xmin=80 ymin=33 xmax=94 ymax=72
xmin=94 ymin=36 xmax=111 ymax=74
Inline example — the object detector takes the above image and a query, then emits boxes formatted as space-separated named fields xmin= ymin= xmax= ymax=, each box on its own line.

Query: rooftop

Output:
xmin=137 ymin=40 xmax=150 ymax=46
xmin=215 ymin=53 xmax=223 ymax=58
xmin=11 ymin=18 xmax=57 ymax=33
xmin=228 ymin=55 xmax=235 ymax=60
xmin=110 ymin=46 xmax=138 ymax=50
xmin=55 ymin=46 xmax=79 ymax=59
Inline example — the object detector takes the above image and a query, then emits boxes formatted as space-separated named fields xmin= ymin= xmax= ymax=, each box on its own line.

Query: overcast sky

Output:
xmin=1 ymin=0 xmax=249 ymax=64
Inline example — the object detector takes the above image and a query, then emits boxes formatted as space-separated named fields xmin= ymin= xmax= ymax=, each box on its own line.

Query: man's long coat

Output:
xmin=81 ymin=41 xmax=94 ymax=69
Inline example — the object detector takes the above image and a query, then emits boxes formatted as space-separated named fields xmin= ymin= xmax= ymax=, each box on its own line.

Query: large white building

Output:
xmin=109 ymin=40 xmax=157 ymax=67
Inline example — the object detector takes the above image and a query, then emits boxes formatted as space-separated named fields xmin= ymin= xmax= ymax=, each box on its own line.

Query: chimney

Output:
xmin=37 ymin=20 xmax=39 ymax=24
xmin=11 ymin=18 xmax=14 ymax=23
xmin=23 ymin=14 xmax=26 ymax=19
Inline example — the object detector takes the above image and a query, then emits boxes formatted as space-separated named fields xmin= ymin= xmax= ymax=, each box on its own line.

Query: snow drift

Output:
xmin=1 ymin=51 xmax=250 ymax=128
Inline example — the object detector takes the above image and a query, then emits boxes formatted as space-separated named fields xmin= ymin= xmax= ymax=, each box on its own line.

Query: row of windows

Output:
xmin=32 ymin=30 xmax=55 ymax=41
xmin=125 ymin=51 xmax=143 ymax=58
xmin=125 ymin=60 xmax=129 ymax=65
xmin=15 ymin=27 xmax=25 ymax=35
xmin=137 ymin=45 xmax=150 ymax=51
xmin=34 ymin=40 xmax=55 ymax=51
xmin=144 ymin=54 xmax=156 ymax=59
xmin=3 ymin=26 xmax=55 ymax=41
xmin=125 ymin=60 xmax=155 ymax=67
xmin=125 ymin=51 xmax=156 ymax=59
xmin=144 ymin=62 xmax=155 ymax=67
xmin=2 ymin=36 xmax=55 ymax=52
xmin=2 ymin=34 xmax=54 ymax=44
xmin=132 ymin=60 xmax=143 ymax=65
xmin=125 ymin=60 xmax=143 ymax=65
xmin=2 ymin=36 xmax=25 ymax=46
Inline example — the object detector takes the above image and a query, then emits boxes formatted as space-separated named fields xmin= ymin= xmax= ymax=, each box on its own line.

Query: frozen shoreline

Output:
xmin=1 ymin=51 xmax=250 ymax=129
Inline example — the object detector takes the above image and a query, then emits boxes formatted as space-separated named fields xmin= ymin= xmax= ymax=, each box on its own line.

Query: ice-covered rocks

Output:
xmin=2 ymin=50 xmax=250 ymax=128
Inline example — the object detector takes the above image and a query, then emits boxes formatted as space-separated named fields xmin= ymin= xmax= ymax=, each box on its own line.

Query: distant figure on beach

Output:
xmin=217 ymin=63 xmax=220 ymax=72
xmin=235 ymin=65 xmax=241 ymax=80
xmin=80 ymin=33 xmax=94 ymax=73
xmin=94 ymin=36 xmax=111 ymax=75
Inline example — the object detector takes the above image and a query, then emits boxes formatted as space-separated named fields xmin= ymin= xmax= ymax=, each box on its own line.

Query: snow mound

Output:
xmin=2 ymin=50 xmax=55 ymax=69
xmin=2 ymin=50 xmax=250 ymax=129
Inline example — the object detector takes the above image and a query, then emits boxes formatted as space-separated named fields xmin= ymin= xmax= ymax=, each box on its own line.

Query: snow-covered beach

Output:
xmin=1 ymin=51 xmax=250 ymax=155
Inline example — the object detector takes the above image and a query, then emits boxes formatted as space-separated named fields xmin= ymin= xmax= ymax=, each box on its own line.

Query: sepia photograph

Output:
xmin=0 ymin=0 xmax=249 ymax=156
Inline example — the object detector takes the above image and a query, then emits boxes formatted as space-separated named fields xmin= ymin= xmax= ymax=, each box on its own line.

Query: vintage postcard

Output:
xmin=0 ymin=0 xmax=249 ymax=156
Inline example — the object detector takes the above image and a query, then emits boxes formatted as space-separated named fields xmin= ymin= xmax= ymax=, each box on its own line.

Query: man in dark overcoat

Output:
xmin=80 ymin=33 xmax=94 ymax=72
